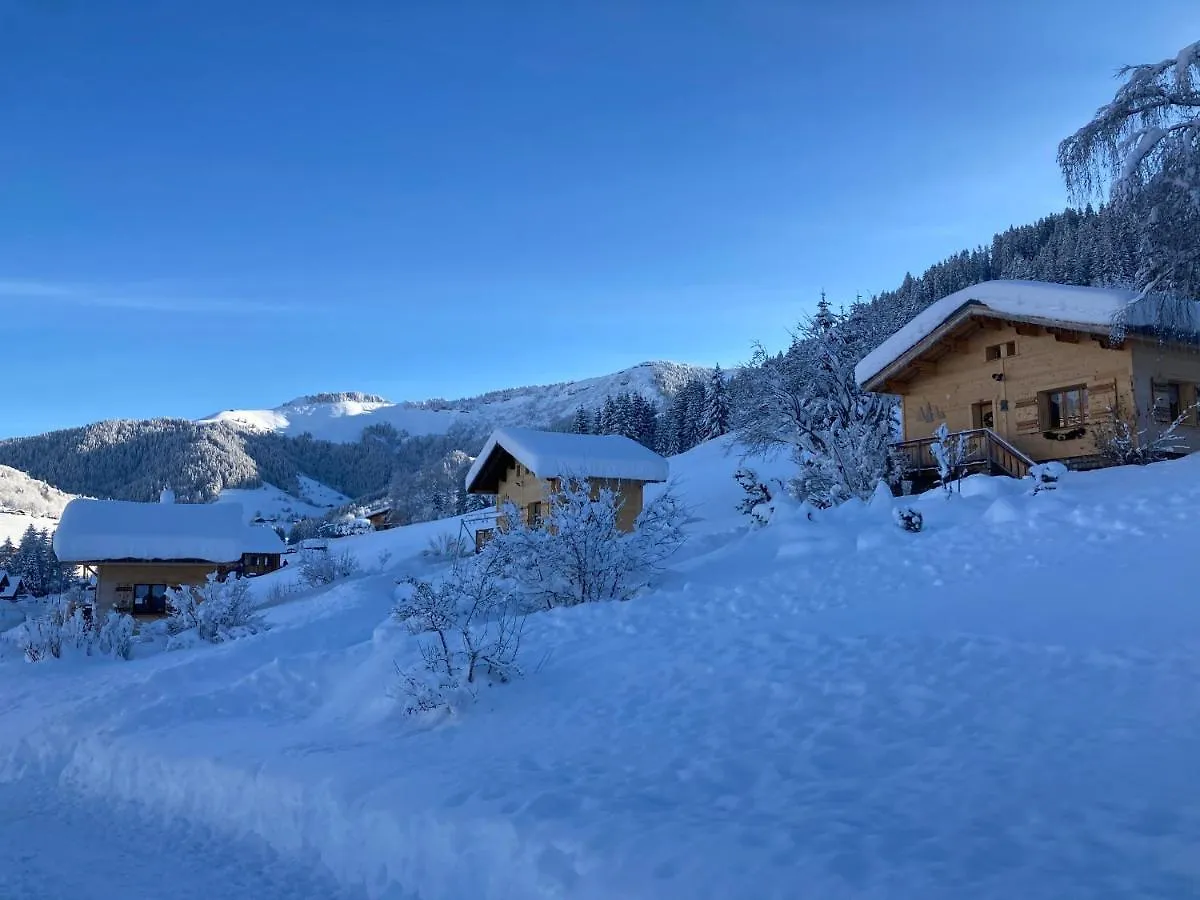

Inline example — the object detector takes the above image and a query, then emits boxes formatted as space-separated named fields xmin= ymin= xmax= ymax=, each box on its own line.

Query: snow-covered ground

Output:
xmin=1 ymin=438 xmax=1199 ymax=898
xmin=199 ymin=361 xmax=712 ymax=444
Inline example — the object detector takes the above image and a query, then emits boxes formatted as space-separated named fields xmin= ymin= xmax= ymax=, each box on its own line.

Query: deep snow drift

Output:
xmin=2 ymin=438 xmax=1199 ymax=899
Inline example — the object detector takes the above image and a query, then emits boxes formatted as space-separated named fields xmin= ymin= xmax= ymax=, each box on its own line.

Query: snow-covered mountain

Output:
xmin=200 ymin=361 xmax=711 ymax=444
xmin=0 ymin=465 xmax=74 ymax=546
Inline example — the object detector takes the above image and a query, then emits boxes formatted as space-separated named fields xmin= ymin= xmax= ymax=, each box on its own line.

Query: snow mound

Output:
xmin=983 ymin=497 xmax=1021 ymax=525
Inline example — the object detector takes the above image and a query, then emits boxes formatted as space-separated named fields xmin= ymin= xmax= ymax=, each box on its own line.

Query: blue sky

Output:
xmin=2 ymin=0 xmax=1196 ymax=437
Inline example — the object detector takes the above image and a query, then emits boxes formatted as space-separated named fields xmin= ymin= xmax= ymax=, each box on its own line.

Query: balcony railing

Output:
xmin=894 ymin=428 xmax=1035 ymax=481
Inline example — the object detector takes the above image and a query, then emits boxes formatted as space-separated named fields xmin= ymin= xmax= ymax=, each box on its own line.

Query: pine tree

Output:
xmin=571 ymin=406 xmax=591 ymax=434
xmin=0 ymin=537 xmax=14 ymax=573
xmin=704 ymin=364 xmax=731 ymax=439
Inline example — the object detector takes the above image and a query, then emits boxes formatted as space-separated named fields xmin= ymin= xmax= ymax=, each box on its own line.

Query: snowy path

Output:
xmin=0 ymin=779 xmax=372 ymax=900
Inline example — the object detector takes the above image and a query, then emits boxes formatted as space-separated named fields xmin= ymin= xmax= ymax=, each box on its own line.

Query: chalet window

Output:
xmin=526 ymin=501 xmax=543 ymax=527
xmin=1152 ymin=382 xmax=1182 ymax=423
xmin=1040 ymin=385 xmax=1087 ymax=430
xmin=985 ymin=342 xmax=1017 ymax=362
xmin=132 ymin=583 xmax=169 ymax=615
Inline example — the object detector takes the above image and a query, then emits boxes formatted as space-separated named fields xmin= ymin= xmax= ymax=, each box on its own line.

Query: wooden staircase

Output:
xmin=893 ymin=428 xmax=1035 ymax=486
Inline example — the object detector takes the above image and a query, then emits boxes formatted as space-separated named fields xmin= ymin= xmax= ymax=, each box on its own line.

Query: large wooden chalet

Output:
xmin=856 ymin=280 xmax=1200 ymax=480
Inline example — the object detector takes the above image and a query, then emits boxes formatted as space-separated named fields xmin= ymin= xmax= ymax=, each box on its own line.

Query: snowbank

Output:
xmin=5 ymin=439 xmax=1200 ymax=898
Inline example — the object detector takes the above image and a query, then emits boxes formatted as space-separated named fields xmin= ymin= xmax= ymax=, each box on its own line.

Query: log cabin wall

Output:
xmin=896 ymin=319 xmax=1135 ymax=462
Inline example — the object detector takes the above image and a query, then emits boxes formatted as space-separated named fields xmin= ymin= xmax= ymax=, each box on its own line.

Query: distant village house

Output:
xmin=0 ymin=570 xmax=28 ymax=602
xmin=464 ymin=427 xmax=669 ymax=550
xmin=53 ymin=492 xmax=286 ymax=615
xmin=856 ymin=280 xmax=1200 ymax=478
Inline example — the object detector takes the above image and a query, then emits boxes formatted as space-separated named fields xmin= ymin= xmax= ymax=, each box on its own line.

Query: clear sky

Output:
xmin=2 ymin=0 xmax=1195 ymax=437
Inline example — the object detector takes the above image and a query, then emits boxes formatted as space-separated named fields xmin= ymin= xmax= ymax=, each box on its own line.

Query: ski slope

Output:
xmin=1 ymin=438 xmax=1199 ymax=898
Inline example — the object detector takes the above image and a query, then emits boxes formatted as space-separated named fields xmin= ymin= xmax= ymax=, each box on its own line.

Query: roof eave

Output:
xmin=861 ymin=304 xmax=1116 ymax=391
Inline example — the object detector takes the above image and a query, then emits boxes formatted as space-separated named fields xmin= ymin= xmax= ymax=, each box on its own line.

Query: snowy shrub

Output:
xmin=734 ymin=467 xmax=775 ymax=526
xmin=393 ymin=552 xmax=522 ymax=715
xmin=97 ymin=610 xmax=135 ymax=660
xmin=930 ymin=423 xmax=969 ymax=494
xmin=423 ymin=532 xmax=468 ymax=561
xmin=894 ymin=506 xmax=924 ymax=533
xmin=490 ymin=477 xmax=687 ymax=610
xmin=1029 ymin=462 xmax=1069 ymax=494
xmin=166 ymin=575 xmax=264 ymax=646
xmin=1093 ymin=398 xmax=1193 ymax=466
xmin=18 ymin=599 xmax=134 ymax=662
xmin=298 ymin=548 xmax=361 ymax=586
xmin=320 ymin=516 xmax=374 ymax=538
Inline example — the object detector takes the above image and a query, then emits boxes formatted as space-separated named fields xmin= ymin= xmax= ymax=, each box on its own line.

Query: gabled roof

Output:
xmin=242 ymin=524 xmax=286 ymax=555
xmin=53 ymin=499 xmax=248 ymax=564
xmin=855 ymin=280 xmax=1200 ymax=390
xmin=465 ymin=427 xmax=669 ymax=494
xmin=0 ymin=573 xmax=23 ymax=599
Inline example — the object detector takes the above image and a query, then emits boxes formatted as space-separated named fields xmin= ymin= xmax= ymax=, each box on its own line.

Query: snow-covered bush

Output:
xmin=1093 ymin=399 xmax=1193 ymax=466
xmin=894 ymin=506 xmax=924 ymax=533
xmin=1029 ymin=461 xmax=1069 ymax=494
xmin=166 ymin=575 xmax=264 ymax=646
xmin=97 ymin=610 xmax=135 ymax=660
xmin=393 ymin=552 xmax=522 ymax=714
xmin=320 ymin=516 xmax=374 ymax=538
xmin=931 ymin=423 xmax=969 ymax=494
xmin=298 ymin=548 xmax=361 ymax=586
xmin=734 ymin=467 xmax=775 ymax=526
xmin=490 ymin=476 xmax=687 ymax=610
xmin=423 ymin=532 xmax=468 ymax=561
xmin=17 ymin=596 xmax=135 ymax=662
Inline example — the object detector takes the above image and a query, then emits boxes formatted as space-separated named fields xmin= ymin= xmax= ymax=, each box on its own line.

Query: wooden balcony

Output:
xmin=894 ymin=428 xmax=1035 ymax=483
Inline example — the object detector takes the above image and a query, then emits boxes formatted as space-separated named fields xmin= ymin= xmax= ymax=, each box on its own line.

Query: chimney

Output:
xmin=159 ymin=488 xmax=176 ymax=505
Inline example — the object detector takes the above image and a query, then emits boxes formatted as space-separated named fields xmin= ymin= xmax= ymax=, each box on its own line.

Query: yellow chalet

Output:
xmin=856 ymin=280 xmax=1200 ymax=479
xmin=53 ymin=494 xmax=285 ymax=615
xmin=464 ymin=427 xmax=669 ymax=545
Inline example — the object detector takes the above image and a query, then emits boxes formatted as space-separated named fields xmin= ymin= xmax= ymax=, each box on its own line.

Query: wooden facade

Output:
xmin=865 ymin=310 xmax=1200 ymax=465
xmin=492 ymin=461 xmax=646 ymax=533
xmin=92 ymin=561 xmax=219 ymax=615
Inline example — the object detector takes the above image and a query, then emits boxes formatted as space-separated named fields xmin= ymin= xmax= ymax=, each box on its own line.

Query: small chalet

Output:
xmin=363 ymin=504 xmax=392 ymax=531
xmin=53 ymin=493 xmax=285 ymax=615
xmin=464 ymin=428 xmax=669 ymax=549
xmin=0 ymin=570 xmax=28 ymax=602
xmin=856 ymin=280 xmax=1200 ymax=478
xmin=232 ymin=525 xmax=287 ymax=578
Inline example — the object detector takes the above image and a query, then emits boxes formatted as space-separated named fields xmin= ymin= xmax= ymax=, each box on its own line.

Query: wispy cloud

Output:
xmin=0 ymin=279 xmax=290 ymax=314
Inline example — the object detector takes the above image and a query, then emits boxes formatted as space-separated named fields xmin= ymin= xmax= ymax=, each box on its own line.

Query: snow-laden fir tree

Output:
xmin=571 ymin=406 xmax=592 ymax=434
xmin=704 ymin=364 xmax=731 ymax=439
xmin=738 ymin=304 xmax=898 ymax=508
xmin=1059 ymin=39 xmax=1200 ymax=306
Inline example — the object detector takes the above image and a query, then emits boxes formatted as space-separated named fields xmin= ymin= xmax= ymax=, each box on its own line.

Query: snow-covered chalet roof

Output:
xmin=53 ymin=499 xmax=249 ymax=564
xmin=242 ymin=524 xmax=286 ymax=555
xmin=0 ymin=571 xmax=22 ymax=599
xmin=855 ymin=280 xmax=1200 ymax=390
xmin=465 ymin=427 xmax=669 ymax=494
